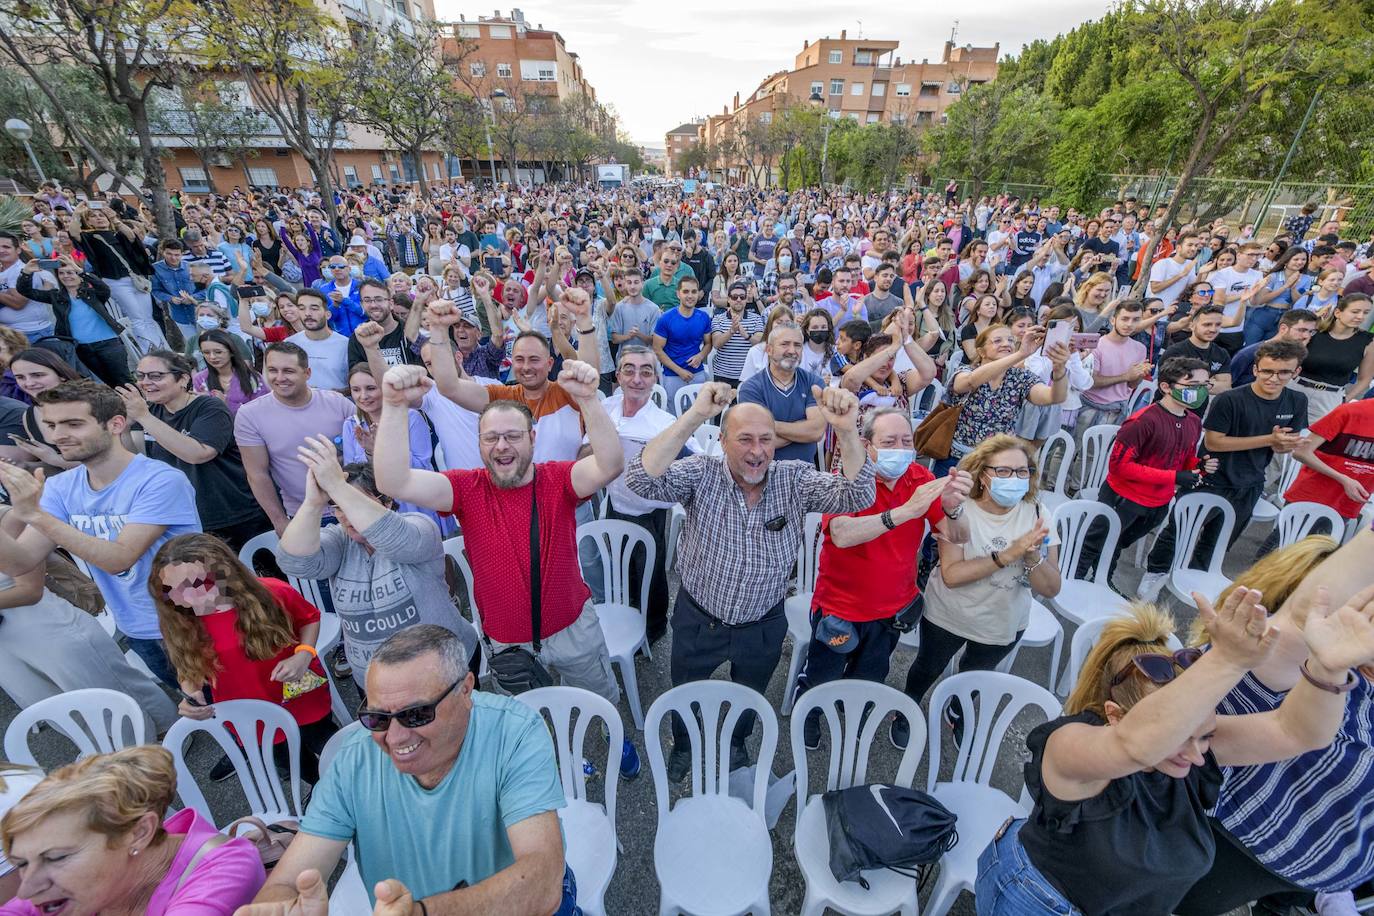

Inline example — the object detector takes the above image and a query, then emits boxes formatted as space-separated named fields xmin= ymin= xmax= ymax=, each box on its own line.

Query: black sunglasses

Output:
xmin=1109 ymin=647 xmax=1203 ymax=689
xmin=357 ymin=677 xmax=462 ymax=731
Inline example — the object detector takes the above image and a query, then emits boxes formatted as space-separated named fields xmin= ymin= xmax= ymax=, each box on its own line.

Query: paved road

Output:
xmin=1 ymin=522 xmax=1270 ymax=916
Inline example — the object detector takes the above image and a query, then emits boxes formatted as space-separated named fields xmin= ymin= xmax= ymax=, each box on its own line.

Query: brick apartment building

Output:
xmin=665 ymin=122 xmax=703 ymax=177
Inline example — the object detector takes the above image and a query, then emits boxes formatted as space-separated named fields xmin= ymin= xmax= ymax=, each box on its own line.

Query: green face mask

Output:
xmin=1170 ymin=384 xmax=1208 ymax=409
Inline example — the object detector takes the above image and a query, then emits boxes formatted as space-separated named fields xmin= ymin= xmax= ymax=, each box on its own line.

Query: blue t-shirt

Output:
xmin=38 ymin=454 xmax=201 ymax=638
xmin=653 ymin=307 xmax=712 ymax=367
xmin=738 ymin=367 xmax=821 ymax=463
xmin=1263 ymin=272 xmax=1312 ymax=307
xmin=67 ymin=296 xmax=116 ymax=343
xmin=301 ymin=692 xmax=565 ymax=904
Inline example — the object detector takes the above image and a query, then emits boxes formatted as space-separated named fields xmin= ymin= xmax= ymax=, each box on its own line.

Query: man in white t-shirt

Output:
xmin=1148 ymin=230 xmax=1201 ymax=309
xmin=286 ymin=290 xmax=351 ymax=389
xmin=1206 ymin=240 xmax=1265 ymax=354
xmin=0 ymin=232 xmax=55 ymax=341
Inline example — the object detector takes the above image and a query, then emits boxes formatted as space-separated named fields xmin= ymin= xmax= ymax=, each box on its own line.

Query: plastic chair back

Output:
xmin=317 ymin=721 xmax=366 ymax=777
xmin=790 ymin=681 xmax=924 ymax=808
xmin=1276 ymin=501 xmax=1346 ymax=550
xmin=1053 ymin=499 xmax=1121 ymax=587
xmin=1170 ymin=492 xmax=1235 ymax=576
xmin=1037 ymin=430 xmax=1075 ymax=497
xmin=515 ymin=686 xmax=622 ymax=830
xmin=650 ymin=384 xmax=667 ymax=411
xmin=576 ymin=519 xmax=655 ymax=612
xmin=925 ymin=671 xmax=1060 ymax=792
xmin=796 ymin=512 xmax=825 ymax=594
xmin=674 ymin=383 xmax=704 ymax=417
xmin=4 ymin=689 xmax=145 ymax=766
xmin=1123 ymin=381 xmax=1157 ymax=421
xmin=692 ymin=424 xmax=722 ymax=457
xmin=441 ymin=535 xmax=485 ymax=639
xmin=666 ymin=504 xmax=686 ymax=570
xmin=238 ymin=529 xmax=325 ymax=606
xmin=912 ymin=378 xmax=945 ymax=420
xmin=1078 ymin=424 xmax=1119 ymax=497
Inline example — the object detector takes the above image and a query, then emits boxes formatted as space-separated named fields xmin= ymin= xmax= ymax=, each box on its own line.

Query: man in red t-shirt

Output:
xmin=796 ymin=407 xmax=972 ymax=748
xmin=1286 ymin=398 xmax=1374 ymax=521
xmin=372 ymin=358 xmax=645 ymax=778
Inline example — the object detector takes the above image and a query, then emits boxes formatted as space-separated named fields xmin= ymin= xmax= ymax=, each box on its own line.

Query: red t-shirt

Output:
xmin=263 ymin=325 xmax=291 ymax=343
xmin=1284 ymin=400 xmax=1374 ymax=518
xmin=442 ymin=461 xmax=590 ymax=642
xmin=199 ymin=578 xmax=330 ymax=730
xmin=811 ymin=464 xmax=947 ymax=621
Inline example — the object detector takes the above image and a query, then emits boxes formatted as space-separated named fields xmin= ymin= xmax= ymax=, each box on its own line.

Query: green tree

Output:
xmin=926 ymin=82 xmax=1060 ymax=198
xmin=150 ymin=80 xmax=269 ymax=185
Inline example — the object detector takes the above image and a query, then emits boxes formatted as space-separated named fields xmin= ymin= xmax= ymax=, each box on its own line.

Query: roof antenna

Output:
xmin=950 ymin=20 xmax=959 ymax=44
xmin=857 ymin=18 xmax=862 ymax=39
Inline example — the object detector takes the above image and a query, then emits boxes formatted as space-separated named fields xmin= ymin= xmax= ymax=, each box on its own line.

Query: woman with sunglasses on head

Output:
xmin=975 ymin=578 xmax=1374 ymax=916
xmin=149 ymin=533 xmax=337 ymax=784
xmin=1167 ymin=280 xmax=1217 ymax=344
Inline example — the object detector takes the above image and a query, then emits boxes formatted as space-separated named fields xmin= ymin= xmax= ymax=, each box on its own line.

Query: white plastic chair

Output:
xmin=1164 ymin=493 xmax=1235 ymax=609
xmin=790 ymin=681 xmax=925 ymax=916
xmin=442 ymin=535 xmax=488 ymax=677
xmin=1036 ymin=430 xmax=1076 ymax=513
xmin=674 ymin=382 xmax=704 ymax=417
xmin=515 ymin=687 xmax=623 ymax=916
xmin=996 ymin=600 xmax=1065 ymax=693
xmin=238 ymin=530 xmax=326 ymax=607
xmin=4 ymin=689 xmax=146 ymax=766
xmin=645 ymin=681 xmax=777 ymax=916
xmin=692 ymin=424 xmax=723 ymax=457
xmin=1058 ymin=615 xmax=1184 ymax=697
xmin=924 ymin=672 xmax=1061 ymax=916
xmin=314 ymin=612 xmax=353 ymax=725
xmin=912 ymin=378 xmax=945 ymax=420
xmin=576 ymin=519 xmax=654 ymax=729
xmin=317 ymin=720 xmax=365 ymax=776
xmin=1121 ymin=379 xmax=1156 ymax=421
xmin=162 ymin=699 xmax=303 ymax=826
xmin=650 ymin=383 xmax=668 ymax=411
xmin=313 ymin=721 xmax=371 ymax=915
xmin=1076 ymin=424 xmax=1118 ymax=502
xmin=666 ymin=504 xmax=686 ymax=571
xmin=1253 ymin=454 xmax=1300 ymax=522
xmin=782 ymin=512 xmax=825 ymax=716
xmin=1276 ymin=501 xmax=1345 ymax=550
xmin=1051 ymin=500 xmax=1129 ymax=626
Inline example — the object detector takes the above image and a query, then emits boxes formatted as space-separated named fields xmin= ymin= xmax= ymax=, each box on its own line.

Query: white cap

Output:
xmin=348 ymin=235 xmax=367 ymax=247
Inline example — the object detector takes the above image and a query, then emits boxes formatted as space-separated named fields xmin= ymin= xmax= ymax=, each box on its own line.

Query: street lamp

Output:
xmin=484 ymin=89 xmax=506 ymax=186
xmin=807 ymin=89 xmax=832 ymax=187
xmin=5 ymin=118 xmax=46 ymax=184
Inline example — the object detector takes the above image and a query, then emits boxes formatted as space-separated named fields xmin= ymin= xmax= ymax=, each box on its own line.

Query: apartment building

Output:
xmin=664 ymin=122 xmax=703 ymax=177
xmin=443 ymin=9 xmax=600 ymax=113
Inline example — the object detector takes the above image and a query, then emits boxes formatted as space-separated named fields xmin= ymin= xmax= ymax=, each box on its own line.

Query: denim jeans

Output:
xmin=1244 ymin=306 xmax=1286 ymax=347
xmin=975 ymin=819 xmax=1080 ymax=915
xmin=124 ymin=636 xmax=180 ymax=689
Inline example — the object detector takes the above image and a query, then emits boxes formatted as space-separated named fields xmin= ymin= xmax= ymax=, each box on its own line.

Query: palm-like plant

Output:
xmin=0 ymin=196 xmax=30 ymax=234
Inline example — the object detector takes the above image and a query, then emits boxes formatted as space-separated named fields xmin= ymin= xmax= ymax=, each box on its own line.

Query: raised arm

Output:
xmin=374 ymin=366 xmax=456 ymax=511
xmin=555 ymin=361 xmax=625 ymax=497
xmin=423 ymin=299 xmax=491 ymax=410
xmin=638 ymin=382 xmax=732 ymax=477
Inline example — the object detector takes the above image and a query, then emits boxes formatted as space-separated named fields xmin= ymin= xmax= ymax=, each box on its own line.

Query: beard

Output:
xmin=485 ymin=451 xmax=533 ymax=489
xmin=57 ymin=431 xmax=113 ymax=464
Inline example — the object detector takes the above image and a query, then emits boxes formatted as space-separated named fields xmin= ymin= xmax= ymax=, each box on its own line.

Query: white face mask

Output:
xmin=196 ymin=315 xmax=220 ymax=330
xmin=778 ymin=255 xmax=792 ymax=270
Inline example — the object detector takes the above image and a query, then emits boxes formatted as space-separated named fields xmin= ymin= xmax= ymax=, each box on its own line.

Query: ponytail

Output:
xmin=1065 ymin=604 xmax=1178 ymax=718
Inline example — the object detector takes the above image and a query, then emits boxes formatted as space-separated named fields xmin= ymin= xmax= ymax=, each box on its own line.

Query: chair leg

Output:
xmin=924 ymin=870 xmax=959 ymax=916
xmin=1048 ymin=630 xmax=1064 ymax=694
xmin=617 ymin=654 xmax=644 ymax=731
xmin=780 ymin=641 xmax=806 ymax=716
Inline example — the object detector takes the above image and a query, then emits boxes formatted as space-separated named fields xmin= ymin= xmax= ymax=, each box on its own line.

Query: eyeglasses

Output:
xmin=1254 ymin=368 xmax=1297 ymax=379
xmin=985 ymin=466 xmax=1032 ymax=479
xmin=360 ymin=296 xmax=390 ymax=305
xmin=728 ymin=293 xmax=746 ymax=301
xmin=1109 ymin=648 xmax=1203 ymax=689
xmin=135 ymin=370 xmax=173 ymax=382
xmin=357 ymin=677 xmax=462 ymax=731
xmin=160 ymin=573 xmax=215 ymax=596
xmin=1195 ymin=289 xmax=1214 ymax=297
xmin=479 ymin=430 xmax=529 ymax=445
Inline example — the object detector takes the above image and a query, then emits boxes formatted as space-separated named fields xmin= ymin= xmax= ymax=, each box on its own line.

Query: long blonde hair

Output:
xmin=1066 ymin=603 xmax=1178 ymax=718
xmin=1189 ymin=535 xmax=1339 ymax=644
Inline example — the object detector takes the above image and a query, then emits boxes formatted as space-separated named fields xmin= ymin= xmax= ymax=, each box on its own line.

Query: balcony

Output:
xmin=149 ymin=109 xmax=350 ymax=147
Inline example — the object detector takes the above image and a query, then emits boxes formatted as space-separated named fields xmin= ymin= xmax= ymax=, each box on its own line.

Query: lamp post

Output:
xmin=5 ymin=118 xmax=46 ymax=184
xmin=807 ymin=90 xmax=832 ymax=187
xmin=484 ymin=89 xmax=506 ymax=186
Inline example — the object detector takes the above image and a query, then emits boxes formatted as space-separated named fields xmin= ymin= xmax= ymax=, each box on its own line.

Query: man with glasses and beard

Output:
xmin=373 ymin=358 xmax=643 ymax=780
xmin=237 ymin=625 xmax=577 ymax=916
xmin=347 ymin=278 xmax=420 ymax=368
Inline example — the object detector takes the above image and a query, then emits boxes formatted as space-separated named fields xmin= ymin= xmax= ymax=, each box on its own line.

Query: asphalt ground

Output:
xmin=1 ymin=521 xmax=1273 ymax=916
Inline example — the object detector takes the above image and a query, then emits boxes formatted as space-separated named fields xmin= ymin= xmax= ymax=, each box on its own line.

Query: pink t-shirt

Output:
xmin=1083 ymin=335 xmax=1147 ymax=407
xmin=0 ymin=808 xmax=264 ymax=916
xmin=233 ymin=388 xmax=353 ymax=514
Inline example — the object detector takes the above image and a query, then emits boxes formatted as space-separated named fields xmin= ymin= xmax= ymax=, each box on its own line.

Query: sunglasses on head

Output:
xmin=1109 ymin=647 xmax=1203 ymax=689
xmin=357 ymin=677 xmax=462 ymax=731
xmin=161 ymin=573 xmax=215 ymax=596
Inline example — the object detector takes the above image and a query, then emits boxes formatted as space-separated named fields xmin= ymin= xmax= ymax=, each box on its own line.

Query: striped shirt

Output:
xmin=1212 ymin=670 xmax=1374 ymax=891
xmin=710 ymin=310 xmax=764 ymax=381
xmin=623 ymin=453 xmax=875 ymax=624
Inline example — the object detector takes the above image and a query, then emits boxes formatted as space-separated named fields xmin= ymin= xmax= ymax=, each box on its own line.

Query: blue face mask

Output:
xmin=988 ymin=476 xmax=1029 ymax=508
xmin=874 ymin=448 xmax=915 ymax=479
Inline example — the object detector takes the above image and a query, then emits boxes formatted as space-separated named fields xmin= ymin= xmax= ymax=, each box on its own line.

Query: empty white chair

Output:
xmin=912 ymin=378 xmax=945 ymax=420
xmin=442 ymin=535 xmax=488 ymax=677
xmin=645 ymin=681 xmax=777 ymax=916
xmin=650 ymin=383 xmax=668 ymax=411
xmin=163 ymin=699 xmax=303 ymax=826
xmin=781 ymin=512 xmax=825 ymax=716
xmin=1051 ymin=500 xmax=1129 ymax=626
xmin=924 ymin=671 xmax=1061 ymax=916
xmin=996 ymin=600 xmax=1065 ymax=693
xmin=790 ymin=681 xmax=925 ymax=916
xmin=692 ymin=424 xmax=723 ymax=457
xmin=314 ymin=611 xmax=353 ymax=725
xmin=1122 ymin=380 xmax=1156 ymax=421
xmin=1076 ymin=424 xmax=1118 ymax=501
xmin=1253 ymin=454 xmax=1301 ymax=522
xmin=1164 ymin=493 xmax=1235 ymax=609
xmin=576 ymin=519 xmax=654 ymax=729
xmin=1276 ymin=501 xmax=1346 ymax=550
xmin=314 ymin=721 xmax=371 ymax=915
xmin=674 ymin=382 xmax=704 ymax=417
xmin=1059 ymin=615 xmax=1183 ymax=698
xmin=1036 ymin=430 xmax=1076 ymax=513
xmin=515 ymin=687 xmax=623 ymax=916
xmin=4 ymin=688 xmax=145 ymax=767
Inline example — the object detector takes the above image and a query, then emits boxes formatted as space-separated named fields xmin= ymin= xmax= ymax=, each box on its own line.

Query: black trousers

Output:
xmin=794 ymin=609 xmax=901 ymax=704
xmin=1173 ymin=819 xmax=1314 ymax=915
xmin=604 ymin=498 xmax=670 ymax=643
xmin=1147 ymin=482 xmax=1262 ymax=574
xmin=668 ymin=590 xmax=787 ymax=750
xmin=77 ymin=338 xmax=133 ymax=386
xmin=1076 ymin=483 xmax=1171 ymax=582
xmin=904 ymin=616 xmax=1023 ymax=703
xmin=208 ymin=512 xmax=275 ymax=555
xmin=284 ymin=716 xmax=339 ymax=786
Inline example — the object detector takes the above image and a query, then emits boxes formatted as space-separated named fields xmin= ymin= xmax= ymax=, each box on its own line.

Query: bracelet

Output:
xmin=1023 ymin=557 xmax=1042 ymax=574
xmin=576 ymin=325 xmax=596 ymax=334
xmin=292 ymin=644 xmax=318 ymax=659
xmin=1051 ymin=370 xmax=1066 ymax=381
xmin=880 ymin=510 xmax=896 ymax=530
xmin=416 ymin=900 xmax=429 ymax=916
xmin=942 ymin=503 xmax=963 ymax=520
xmin=991 ymin=550 xmax=1006 ymax=568
xmin=1300 ymin=659 xmax=1358 ymax=694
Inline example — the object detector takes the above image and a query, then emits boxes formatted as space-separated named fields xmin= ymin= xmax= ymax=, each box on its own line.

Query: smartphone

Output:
xmin=177 ymin=689 xmax=205 ymax=707
xmin=483 ymin=255 xmax=505 ymax=276
xmin=1071 ymin=332 xmax=1101 ymax=351
xmin=237 ymin=284 xmax=265 ymax=299
xmin=88 ymin=200 xmax=104 ymax=210
xmin=1043 ymin=318 xmax=1074 ymax=352
xmin=35 ymin=258 xmax=61 ymax=271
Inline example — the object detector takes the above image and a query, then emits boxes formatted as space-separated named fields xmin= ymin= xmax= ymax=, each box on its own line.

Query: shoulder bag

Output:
xmin=484 ymin=467 xmax=555 ymax=693
xmin=913 ymin=399 xmax=962 ymax=460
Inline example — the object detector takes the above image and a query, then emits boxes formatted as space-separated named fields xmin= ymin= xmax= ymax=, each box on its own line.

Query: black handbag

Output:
xmin=822 ymin=783 xmax=958 ymax=888
xmin=484 ymin=467 xmax=555 ymax=693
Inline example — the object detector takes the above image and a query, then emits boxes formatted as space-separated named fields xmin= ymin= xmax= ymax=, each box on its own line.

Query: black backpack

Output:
xmin=822 ymin=783 xmax=959 ymax=888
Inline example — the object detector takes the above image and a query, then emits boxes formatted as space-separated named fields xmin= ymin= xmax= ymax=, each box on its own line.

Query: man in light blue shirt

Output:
xmin=239 ymin=625 xmax=574 ymax=915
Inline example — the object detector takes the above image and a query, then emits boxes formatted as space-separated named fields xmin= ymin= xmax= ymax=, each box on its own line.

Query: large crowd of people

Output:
xmin=1 ymin=175 xmax=1373 ymax=916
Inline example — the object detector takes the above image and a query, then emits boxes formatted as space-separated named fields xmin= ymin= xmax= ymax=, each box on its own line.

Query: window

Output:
xmin=850 ymin=82 xmax=864 ymax=96
xmin=828 ymin=109 xmax=841 ymax=119
xmin=866 ymin=112 xmax=880 ymax=123
xmin=456 ymin=23 xmax=479 ymax=38
xmin=916 ymin=111 xmax=933 ymax=123
xmin=433 ymin=162 xmax=441 ymax=180
xmin=828 ymin=50 xmax=842 ymax=64
xmin=179 ymin=167 xmax=210 ymax=193
xmin=499 ymin=97 xmax=516 ymax=112
xmin=829 ymin=79 xmax=843 ymax=95
xmin=895 ymin=83 xmax=911 ymax=97
xmin=920 ymin=85 xmax=939 ymax=97
xmin=854 ymin=50 xmax=872 ymax=65
xmin=343 ymin=165 xmax=360 ymax=188
xmin=496 ymin=62 xmax=512 ymax=77
xmin=872 ymin=82 xmax=885 ymax=97
xmin=520 ymin=60 xmax=557 ymax=81
xmin=246 ymin=167 xmax=278 ymax=186
xmin=389 ymin=163 xmax=401 ymax=182
xmin=810 ymin=81 xmax=823 ymax=98
xmin=371 ymin=164 xmax=383 ymax=181
xmin=892 ymin=112 xmax=908 ymax=125
xmin=470 ymin=61 xmax=485 ymax=77
xmin=487 ymin=24 xmax=511 ymax=38
xmin=759 ymin=111 xmax=772 ymax=124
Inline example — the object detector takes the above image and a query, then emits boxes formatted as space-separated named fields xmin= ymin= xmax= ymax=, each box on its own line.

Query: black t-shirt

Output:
xmin=1301 ymin=330 xmax=1374 ymax=387
xmin=346 ymin=324 xmax=419 ymax=370
xmin=143 ymin=396 xmax=262 ymax=529
xmin=1081 ymin=237 xmax=1120 ymax=259
xmin=0 ymin=396 xmax=26 ymax=447
xmin=1010 ymin=230 xmax=1042 ymax=268
xmin=1203 ymin=384 xmax=1309 ymax=489
xmin=1162 ymin=338 xmax=1230 ymax=376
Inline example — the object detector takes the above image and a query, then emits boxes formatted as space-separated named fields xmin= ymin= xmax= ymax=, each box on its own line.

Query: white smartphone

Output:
xmin=1043 ymin=318 xmax=1074 ymax=352
xmin=88 ymin=200 xmax=105 ymax=210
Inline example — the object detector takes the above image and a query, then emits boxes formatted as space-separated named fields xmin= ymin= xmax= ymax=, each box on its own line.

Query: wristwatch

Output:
xmin=942 ymin=503 xmax=964 ymax=520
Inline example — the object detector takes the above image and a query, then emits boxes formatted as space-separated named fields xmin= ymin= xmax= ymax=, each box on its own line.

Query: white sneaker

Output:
xmin=1316 ymin=891 xmax=1359 ymax=916
xmin=1137 ymin=571 xmax=1168 ymax=604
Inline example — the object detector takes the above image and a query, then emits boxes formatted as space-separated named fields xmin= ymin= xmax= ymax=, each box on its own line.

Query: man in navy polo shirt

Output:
xmin=738 ymin=322 xmax=823 ymax=463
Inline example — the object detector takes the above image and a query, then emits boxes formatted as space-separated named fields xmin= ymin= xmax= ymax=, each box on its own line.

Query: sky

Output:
xmin=433 ymin=0 xmax=1115 ymax=145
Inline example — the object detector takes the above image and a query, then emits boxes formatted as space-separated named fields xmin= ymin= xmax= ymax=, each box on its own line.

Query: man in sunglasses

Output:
xmin=240 ymin=625 xmax=576 ymax=916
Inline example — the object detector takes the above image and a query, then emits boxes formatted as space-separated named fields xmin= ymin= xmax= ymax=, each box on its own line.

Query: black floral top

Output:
xmin=948 ymin=365 xmax=1038 ymax=448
